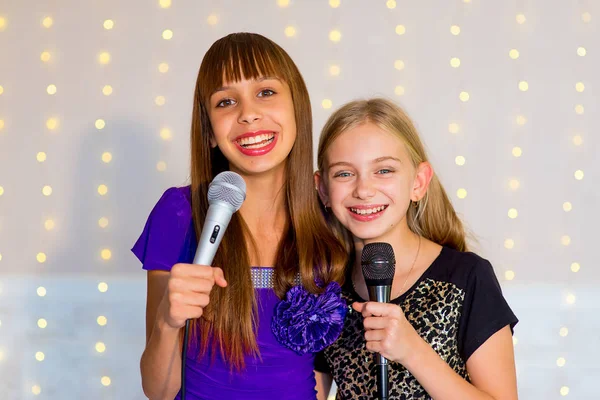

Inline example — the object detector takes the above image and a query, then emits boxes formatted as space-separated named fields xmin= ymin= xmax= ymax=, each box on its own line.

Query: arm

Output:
xmin=315 ymin=371 xmax=333 ymax=400
xmin=140 ymin=265 xmax=227 ymax=400
xmin=354 ymin=302 xmax=518 ymax=400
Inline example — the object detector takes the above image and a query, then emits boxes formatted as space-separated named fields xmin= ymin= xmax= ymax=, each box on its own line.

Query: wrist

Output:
xmin=399 ymin=330 xmax=428 ymax=368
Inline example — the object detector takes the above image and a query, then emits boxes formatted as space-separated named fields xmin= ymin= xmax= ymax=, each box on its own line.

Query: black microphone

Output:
xmin=182 ymin=171 xmax=246 ymax=400
xmin=361 ymin=242 xmax=396 ymax=400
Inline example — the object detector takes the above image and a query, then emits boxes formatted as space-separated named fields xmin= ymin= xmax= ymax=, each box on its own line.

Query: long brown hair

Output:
xmin=317 ymin=98 xmax=468 ymax=252
xmin=189 ymin=32 xmax=347 ymax=369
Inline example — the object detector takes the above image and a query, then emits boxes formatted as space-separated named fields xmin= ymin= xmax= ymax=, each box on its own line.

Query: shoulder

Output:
xmin=428 ymin=247 xmax=498 ymax=291
xmin=154 ymin=186 xmax=192 ymax=216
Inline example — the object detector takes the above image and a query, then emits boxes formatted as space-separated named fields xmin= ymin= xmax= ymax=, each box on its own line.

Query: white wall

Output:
xmin=0 ymin=0 xmax=598 ymax=398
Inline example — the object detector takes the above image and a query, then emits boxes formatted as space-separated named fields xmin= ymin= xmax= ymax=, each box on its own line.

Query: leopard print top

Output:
xmin=316 ymin=247 xmax=518 ymax=399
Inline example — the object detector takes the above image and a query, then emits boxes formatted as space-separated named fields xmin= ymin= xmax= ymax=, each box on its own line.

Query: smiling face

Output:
xmin=317 ymin=122 xmax=428 ymax=243
xmin=207 ymin=76 xmax=297 ymax=178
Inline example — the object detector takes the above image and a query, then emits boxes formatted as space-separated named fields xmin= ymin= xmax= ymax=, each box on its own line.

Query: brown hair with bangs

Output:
xmin=188 ymin=32 xmax=348 ymax=369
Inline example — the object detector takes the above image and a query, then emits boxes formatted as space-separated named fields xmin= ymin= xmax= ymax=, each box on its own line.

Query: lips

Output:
xmin=347 ymin=204 xmax=388 ymax=221
xmin=233 ymin=130 xmax=278 ymax=156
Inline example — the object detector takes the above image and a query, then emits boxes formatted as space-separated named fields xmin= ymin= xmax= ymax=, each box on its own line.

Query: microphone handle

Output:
xmin=193 ymin=202 xmax=234 ymax=266
xmin=368 ymin=285 xmax=391 ymax=400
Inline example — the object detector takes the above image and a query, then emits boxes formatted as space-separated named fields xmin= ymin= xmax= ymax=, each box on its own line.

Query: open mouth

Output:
xmin=349 ymin=205 xmax=388 ymax=215
xmin=236 ymin=133 xmax=275 ymax=149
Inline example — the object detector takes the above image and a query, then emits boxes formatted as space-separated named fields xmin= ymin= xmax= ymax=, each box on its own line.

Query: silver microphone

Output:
xmin=193 ymin=171 xmax=246 ymax=266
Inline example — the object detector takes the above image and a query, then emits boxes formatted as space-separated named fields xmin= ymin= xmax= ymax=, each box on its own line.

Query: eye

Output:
xmin=216 ymin=98 xmax=236 ymax=108
xmin=258 ymin=89 xmax=275 ymax=97
xmin=376 ymin=169 xmax=393 ymax=174
xmin=333 ymin=171 xmax=353 ymax=178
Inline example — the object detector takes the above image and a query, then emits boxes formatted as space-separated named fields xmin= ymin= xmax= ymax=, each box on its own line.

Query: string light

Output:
xmin=158 ymin=63 xmax=169 ymax=73
xmin=101 ymin=152 xmax=112 ymax=163
xmin=570 ymin=263 xmax=580 ymax=273
xmin=322 ymin=99 xmax=333 ymax=109
xmin=577 ymin=47 xmax=586 ymax=57
xmin=450 ymin=25 xmax=460 ymax=35
xmin=102 ymin=85 xmax=113 ymax=96
xmin=393 ymin=60 xmax=405 ymax=70
xmin=98 ymin=185 xmax=108 ymax=196
xmin=516 ymin=14 xmax=526 ymax=24
xmin=277 ymin=0 xmax=290 ymax=7
xmin=100 ymin=249 xmax=112 ymax=260
xmin=448 ymin=123 xmax=459 ymax=134
xmin=46 ymin=84 xmax=57 ymax=95
xmin=565 ymin=293 xmax=576 ymax=305
xmin=505 ymin=270 xmax=515 ymax=280
xmin=98 ymin=52 xmax=111 ymax=65
xmin=162 ymin=29 xmax=173 ymax=40
xmin=98 ymin=282 xmax=108 ymax=292
xmin=559 ymin=327 xmax=569 ymax=337
xmin=450 ymin=58 xmax=461 ymax=68
xmin=508 ymin=208 xmax=518 ymax=219
xmin=512 ymin=147 xmax=523 ymax=157
xmin=159 ymin=0 xmax=172 ymax=8
xmin=572 ymin=135 xmax=583 ymax=146
xmin=42 ymin=186 xmax=52 ymax=196
xmin=456 ymin=188 xmax=467 ymax=199
xmin=518 ymin=81 xmax=529 ymax=91
xmin=103 ymin=20 xmax=114 ymax=30
xmin=560 ymin=386 xmax=570 ymax=396
xmin=386 ymin=0 xmax=396 ymax=9
xmin=329 ymin=0 xmax=341 ymax=8
xmin=509 ymin=49 xmax=520 ymax=59
xmin=160 ymin=128 xmax=172 ymax=140
xmin=37 ymin=152 xmax=47 ymax=162
xmin=582 ymin=12 xmax=591 ymax=23
xmin=157 ymin=161 xmax=167 ymax=172
xmin=37 ymin=318 xmax=48 ymax=328
xmin=41 ymin=51 xmax=51 ymax=62
xmin=97 ymin=316 xmax=108 ymax=326
xmin=395 ymin=25 xmax=406 ymax=35
xmin=155 ymin=96 xmax=166 ymax=106
xmin=575 ymin=104 xmax=584 ymax=115
xmin=44 ymin=219 xmax=55 ymax=230
xmin=329 ymin=30 xmax=342 ymax=42
xmin=35 ymin=351 xmax=45 ymax=361
xmin=575 ymin=82 xmax=585 ymax=92
xmin=516 ymin=115 xmax=527 ymax=125
xmin=37 ymin=253 xmax=47 ymax=263
xmin=101 ymin=376 xmax=112 ymax=386
xmin=0 ymin=16 xmax=6 ymax=31
xmin=207 ymin=15 xmax=218 ymax=25
xmin=556 ymin=357 xmax=566 ymax=367
xmin=37 ymin=287 xmax=47 ymax=297
xmin=574 ymin=170 xmax=584 ymax=180
xmin=329 ymin=65 xmax=341 ymax=76
xmin=563 ymin=202 xmax=572 ymax=212
xmin=394 ymin=86 xmax=405 ymax=96
xmin=504 ymin=239 xmax=515 ymax=249
xmin=459 ymin=91 xmax=469 ymax=102
xmin=455 ymin=156 xmax=465 ymax=166
xmin=95 ymin=119 xmax=106 ymax=130
xmin=95 ymin=342 xmax=106 ymax=353
xmin=46 ymin=118 xmax=59 ymax=130
xmin=98 ymin=217 xmax=109 ymax=228
xmin=561 ymin=235 xmax=571 ymax=246
xmin=284 ymin=26 xmax=296 ymax=38
xmin=42 ymin=17 xmax=53 ymax=28
xmin=32 ymin=385 xmax=41 ymax=395
xmin=509 ymin=179 xmax=520 ymax=190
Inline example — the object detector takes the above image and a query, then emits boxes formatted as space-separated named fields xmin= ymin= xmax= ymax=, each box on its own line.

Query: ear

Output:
xmin=314 ymin=171 xmax=330 ymax=207
xmin=412 ymin=162 xmax=433 ymax=201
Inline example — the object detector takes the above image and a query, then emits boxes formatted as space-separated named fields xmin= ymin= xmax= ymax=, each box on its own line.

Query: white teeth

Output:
xmin=350 ymin=206 xmax=386 ymax=215
xmin=238 ymin=133 xmax=275 ymax=147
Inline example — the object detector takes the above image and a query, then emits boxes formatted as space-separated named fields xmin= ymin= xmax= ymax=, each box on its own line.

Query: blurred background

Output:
xmin=0 ymin=0 xmax=597 ymax=398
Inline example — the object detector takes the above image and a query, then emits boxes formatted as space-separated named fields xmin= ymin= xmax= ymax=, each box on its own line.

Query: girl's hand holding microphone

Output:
xmin=159 ymin=263 xmax=228 ymax=330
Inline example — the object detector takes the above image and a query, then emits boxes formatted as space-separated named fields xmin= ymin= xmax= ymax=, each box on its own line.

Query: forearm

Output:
xmin=402 ymin=337 xmax=494 ymax=400
xmin=140 ymin=317 xmax=183 ymax=400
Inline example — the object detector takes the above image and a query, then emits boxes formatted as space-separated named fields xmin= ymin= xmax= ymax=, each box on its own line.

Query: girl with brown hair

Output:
xmin=132 ymin=32 xmax=347 ymax=400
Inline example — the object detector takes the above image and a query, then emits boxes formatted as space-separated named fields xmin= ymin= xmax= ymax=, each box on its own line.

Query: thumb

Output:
xmin=352 ymin=302 xmax=365 ymax=312
xmin=213 ymin=267 xmax=228 ymax=288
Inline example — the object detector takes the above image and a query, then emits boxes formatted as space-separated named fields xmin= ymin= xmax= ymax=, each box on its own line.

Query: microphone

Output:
xmin=361 ymin=242 xmax=396 ymax=400
xmin=182 ymin=171 xmax=246 ymax=400
xmin=192 ymin=171 xmax=247 ymax=265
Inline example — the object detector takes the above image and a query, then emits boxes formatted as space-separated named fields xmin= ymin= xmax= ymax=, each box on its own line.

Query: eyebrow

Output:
xmin=328 ymin=156 xmax=402 ymax=169
xmin=211 ymin=76 xmax=281 ymax=96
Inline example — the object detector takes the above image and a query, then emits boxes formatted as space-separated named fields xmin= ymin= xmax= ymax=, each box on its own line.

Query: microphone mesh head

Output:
xmin=361 ymin=242 xmax=396 ymax=281
xmin=207 ymin=171 xmax=246 ymax=211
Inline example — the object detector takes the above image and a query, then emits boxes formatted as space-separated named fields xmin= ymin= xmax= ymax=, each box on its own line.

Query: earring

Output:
xmin=412 ymin=200 xmax=419 ymax=208
xmin=324 ymin=205 xmax=331 ymax=213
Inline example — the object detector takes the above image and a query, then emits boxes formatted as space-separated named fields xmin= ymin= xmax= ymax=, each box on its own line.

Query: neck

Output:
xmin=237 ymin=169 xmax=288 ymax=234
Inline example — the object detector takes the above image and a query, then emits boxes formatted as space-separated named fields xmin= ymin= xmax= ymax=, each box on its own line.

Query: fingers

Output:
xmin=352 ymin=301 xmax=402 ymax=318
xmin=212 ymin=267 xmax=228 ymax=288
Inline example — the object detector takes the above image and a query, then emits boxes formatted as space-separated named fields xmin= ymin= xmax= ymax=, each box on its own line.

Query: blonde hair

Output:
xmin=317 ymin=98 xmax=468 ymax=252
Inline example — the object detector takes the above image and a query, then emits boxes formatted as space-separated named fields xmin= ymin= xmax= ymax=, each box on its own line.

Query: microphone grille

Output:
xmin=207 ymin=171 xmax=246 ymax=211
xmin=361 ymin=242 xmax=396 ymax=281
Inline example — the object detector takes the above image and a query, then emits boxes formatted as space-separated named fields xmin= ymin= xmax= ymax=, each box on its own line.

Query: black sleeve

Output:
xmin=314 ymin=350 xmax=331 ymax=373
xmin=458 ymin=258 xmax=518 ymax=362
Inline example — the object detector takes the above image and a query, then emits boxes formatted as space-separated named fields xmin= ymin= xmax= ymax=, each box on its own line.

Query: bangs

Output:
xmin=199 ymin=33 xmax=287 ymax=103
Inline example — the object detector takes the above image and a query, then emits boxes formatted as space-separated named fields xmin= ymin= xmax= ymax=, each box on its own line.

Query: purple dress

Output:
xmin=132 ymin=187 xmax=318 ymax=400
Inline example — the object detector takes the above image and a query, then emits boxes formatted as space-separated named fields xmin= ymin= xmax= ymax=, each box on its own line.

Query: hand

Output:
xmin=159 ymin=263 xmax=228 ymax=330
xmin=352 ymin=301 xmax=420 ymax=364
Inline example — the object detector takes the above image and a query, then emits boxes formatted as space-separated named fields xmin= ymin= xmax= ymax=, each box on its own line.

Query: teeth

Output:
xmin=350 ymin=206 xmax=386 ymax=215
xmin=238 ymin=133 xmax=275 ymax=147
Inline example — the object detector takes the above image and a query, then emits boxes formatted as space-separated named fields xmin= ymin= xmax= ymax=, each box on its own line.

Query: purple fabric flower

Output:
xmin=271 ymin=281 xmax=347 ymax=355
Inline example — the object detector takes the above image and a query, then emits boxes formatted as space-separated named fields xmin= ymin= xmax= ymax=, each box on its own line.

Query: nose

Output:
xmin=353 ymin=175 xmax=376 ymax=199
xmin=237 ymin=101 xmax=262 ymax=124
